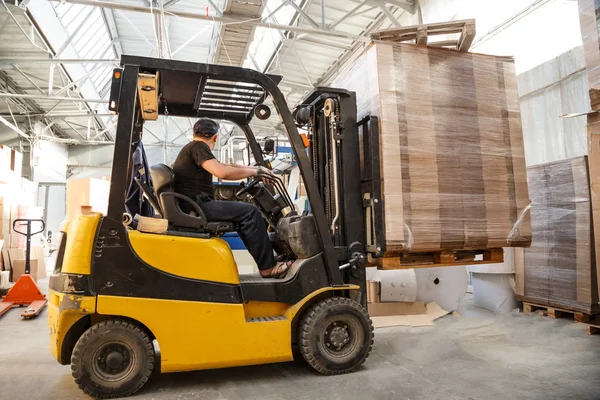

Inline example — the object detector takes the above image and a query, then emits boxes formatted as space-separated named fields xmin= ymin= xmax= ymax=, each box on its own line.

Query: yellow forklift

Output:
xmin=48 ymin=56 xmax=373 ymax=398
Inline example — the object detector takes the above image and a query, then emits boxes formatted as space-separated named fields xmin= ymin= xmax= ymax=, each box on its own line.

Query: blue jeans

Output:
xmin=196 ymin=198 xmax=276 ymax=271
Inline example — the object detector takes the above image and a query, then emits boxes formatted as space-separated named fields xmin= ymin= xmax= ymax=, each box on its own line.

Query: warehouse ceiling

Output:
xmin=0 ymin=0 xmax=415 ymax=157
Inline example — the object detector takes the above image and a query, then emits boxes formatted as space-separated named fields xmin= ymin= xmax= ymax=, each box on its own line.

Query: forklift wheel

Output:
xmin=71 ymin=319 xmax=155 ymax=399
xmin=298 ymin=297 xmax=373 ymax=375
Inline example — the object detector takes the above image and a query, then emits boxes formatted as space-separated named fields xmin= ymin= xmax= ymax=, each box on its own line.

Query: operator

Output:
xmin=173 ymin=118 xmax=292 ymax=279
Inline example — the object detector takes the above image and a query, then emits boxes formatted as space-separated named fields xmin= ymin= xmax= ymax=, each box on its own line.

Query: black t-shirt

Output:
xmin=173 ymin=141 xmax=216 ymax=201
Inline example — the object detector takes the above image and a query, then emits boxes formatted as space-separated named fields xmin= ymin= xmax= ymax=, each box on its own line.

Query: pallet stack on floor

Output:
xmin=511 ymin=1 xmax=600 ymax=328
xmin=514 ymin=157 xmax=597 ymax=316
xmin=579 ymin=0 xmax=600 ymax=295
xmin=0 ymin=145 xmax=46 ymax=288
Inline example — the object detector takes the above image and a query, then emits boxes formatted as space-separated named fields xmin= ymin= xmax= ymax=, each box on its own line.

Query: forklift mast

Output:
xmin=294 ymin=88 xmax=367 ymax=297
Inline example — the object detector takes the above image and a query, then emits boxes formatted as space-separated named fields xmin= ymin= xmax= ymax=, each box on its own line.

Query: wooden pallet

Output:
xmin=376 ymin=248 xmax=503 ymax=270
xmin=371 ymin=19 xmax=476 ymax=52
xmin=522 ymin=302 xmax=596 ymax=323
xmin=586 ymin=324 xmax=600 ymax=335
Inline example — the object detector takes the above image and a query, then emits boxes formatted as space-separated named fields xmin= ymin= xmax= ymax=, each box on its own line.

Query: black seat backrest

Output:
xmin=150 ymin=164 xmax=176 ymax=198
xmin=134 ymin=177 xmax=163 ymax=217
xmin=147 ymin=164 xmax=236 ymax=235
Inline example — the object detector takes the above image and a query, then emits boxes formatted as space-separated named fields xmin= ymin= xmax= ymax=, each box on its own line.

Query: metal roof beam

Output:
xmin=49 ymin=0 xmax=368 ymax=41
xmin=287 ymin=0 xmax=320 ymax=29
xmin=54 ymin=7 xmax=96 ymax=58
xmin=292 ymin=48 xmax=314 ymax=87
xmin=101 ymin=8 xmax=124 ymax=56
xmin=11 ymin=65 xmax=46 ymax=94
xmin=0 ymin=70 xmax=71 ymax=137
xmin=206 ymin=0 xmax=223 ymax=17
xmin=0 ymin=93 xmax=109 ymax=103
xmin=163 ymin=0 xmax=182 ymax=8
xmin=263 ymin=0 xmax=288 ymax=22
xmin=364 ymin=0 xmax=414 ymax=14
xmin=0 ymin=115 xmax=29 ymax=139
xmin=330 ymin=0 xmax=368 ymax=29
xmin=0 ymin=58 xmax=118 ymax=67
xmin=376 ymin=0 xmax=401 ymax=27
xmin=317 ymin=6 xmax=390 ymax=86
xmin=115 ymin=9 xmax=155 ymax=50
xmin=0 ymin=112 xmax=113 ymax=119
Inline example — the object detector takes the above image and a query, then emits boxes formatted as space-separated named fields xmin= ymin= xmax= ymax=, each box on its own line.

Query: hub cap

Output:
xmin=92 ymin=342 xmax=134 ymax=381
xmin=324 ymin=321 xmax=353 ymax=353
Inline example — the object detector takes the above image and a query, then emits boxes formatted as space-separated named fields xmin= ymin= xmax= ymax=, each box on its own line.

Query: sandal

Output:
xmin=261 ymin=261 xmax=293 ymax=279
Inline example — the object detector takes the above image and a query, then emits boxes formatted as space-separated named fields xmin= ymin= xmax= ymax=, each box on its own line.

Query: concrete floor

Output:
xmin=1 ymin=279 xmax=599 ymax=400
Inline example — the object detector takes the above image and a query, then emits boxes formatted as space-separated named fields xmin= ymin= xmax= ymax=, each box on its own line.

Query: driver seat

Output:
xmin=148 ymin=164 xmax=235 ymax=235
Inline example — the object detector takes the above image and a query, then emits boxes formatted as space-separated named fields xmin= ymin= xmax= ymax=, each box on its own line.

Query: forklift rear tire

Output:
xmin=298 ymin=297 xmax=373 ymax=375
xmin=71 ymin=319 xmax=155 ymax=399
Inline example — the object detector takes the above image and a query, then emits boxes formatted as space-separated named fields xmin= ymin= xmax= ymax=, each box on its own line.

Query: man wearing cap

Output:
xmin=173 ymin=118 xmax=292 ymax=279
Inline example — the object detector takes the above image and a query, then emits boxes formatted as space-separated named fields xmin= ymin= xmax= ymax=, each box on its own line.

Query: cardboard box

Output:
xmin=11 ymin=149 xmax=22 ymax=180
xmin=5 ymin=246 xmax=46 ymax=281
xmin=516 ymin=156 xmax=598 ymax=313
xmin=333 ymin=42 xmax=531 ymax=253
xmin=0 ymin=145 xmax=13 ymax=184
xmin=11 ymin=259 xmax=39 ymax=282
xmin=588 ymin=113 xmax=600 ymax=304
xmin=66 ymin=178 xmax=111 ymax=221
xmin=578 ymin=0 xmax=600 ymax=110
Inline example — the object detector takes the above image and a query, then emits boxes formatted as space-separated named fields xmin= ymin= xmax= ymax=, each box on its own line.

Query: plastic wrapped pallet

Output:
xmin=515 ymin=156 xmax=598 ymax=314
xmin=578 ymin=0 xmax=600 ymax=110
xmin=333 ymin=42 xmax=531 ymax=254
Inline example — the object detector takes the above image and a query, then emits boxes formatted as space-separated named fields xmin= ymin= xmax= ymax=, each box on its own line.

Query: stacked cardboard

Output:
xmin=515 ymin=156 xmax=598 ymax=313
xmin=0 ymin=146 xmax=13 ymax=184
xmin=578 ymin=0 xmax=600 ymax=304
xmin=0 ymin=146 xmax=47 ymax=282
xmin=2 ymin=247 xmax=46 ymax=282
xmin=578 ymin=0 xmax=600 ymax=110
xmin=333 ymin=42 xmax=531 ymax=254
xmin=66 ymin=177 xmax=110 ymax=221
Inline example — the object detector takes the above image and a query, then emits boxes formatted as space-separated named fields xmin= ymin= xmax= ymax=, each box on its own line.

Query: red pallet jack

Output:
xmin=0 ymin=219 xmax=47 ymax=319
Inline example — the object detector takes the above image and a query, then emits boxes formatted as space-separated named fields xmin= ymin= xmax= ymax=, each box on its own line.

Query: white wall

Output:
xmin=68 ymin=144 xmax=113 ymax=179
xmin=32 ymin=140 xmax=68 ymax=183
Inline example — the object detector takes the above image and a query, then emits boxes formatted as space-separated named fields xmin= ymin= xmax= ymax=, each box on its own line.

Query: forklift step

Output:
xmin=239 ymin=262 xmax=303 ymax=284
xmin=246 ymin=316 xmax=287 ymax=323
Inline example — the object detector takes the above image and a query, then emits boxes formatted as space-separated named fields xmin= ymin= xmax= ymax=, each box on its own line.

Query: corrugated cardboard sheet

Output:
xmin=3 ymin=247 xmax=46 ymax=282
xmin=588 ymin=113 xmax=600 ymax=300
xmin=578 ymin=0 xmax=600 ymax=110
xmin=333 ymin=42 xmax=531 ymax=253
xmin=516 ymin=156 xmax=598 ymax=313
xmin=66 ymin=178 xmax=110 ymax=221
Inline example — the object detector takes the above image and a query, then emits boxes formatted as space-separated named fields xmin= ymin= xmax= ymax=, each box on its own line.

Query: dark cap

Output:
xmin=193 ymin=118 xmax=219 ymax=138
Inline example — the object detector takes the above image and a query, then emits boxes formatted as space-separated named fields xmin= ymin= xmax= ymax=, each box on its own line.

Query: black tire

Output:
xmin=298 ymin=297 xmax=374 ymax=375
xmin=71 ymin=319 xmax=155 ymax=399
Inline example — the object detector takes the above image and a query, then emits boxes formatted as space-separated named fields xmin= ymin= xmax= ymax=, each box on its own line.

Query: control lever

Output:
xmin=339 ymin=253 xmax=366 ymax=270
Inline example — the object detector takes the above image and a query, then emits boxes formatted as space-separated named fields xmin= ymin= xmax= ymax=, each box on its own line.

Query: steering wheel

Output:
xmin=235 ymin=179 xmax=262 ymax=197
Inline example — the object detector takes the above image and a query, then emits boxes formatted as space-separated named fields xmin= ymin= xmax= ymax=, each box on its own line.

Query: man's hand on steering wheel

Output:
xmin=255 ymin=165 xmax=276 ymax=184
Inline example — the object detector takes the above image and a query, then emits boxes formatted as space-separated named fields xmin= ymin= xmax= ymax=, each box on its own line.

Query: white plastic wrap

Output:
xmin=333 ymin=42 xmax=531 ymax=253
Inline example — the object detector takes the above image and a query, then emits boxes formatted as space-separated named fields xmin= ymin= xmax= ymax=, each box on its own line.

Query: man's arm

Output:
xmin=202 ymin=159 xmax=257 ymax=180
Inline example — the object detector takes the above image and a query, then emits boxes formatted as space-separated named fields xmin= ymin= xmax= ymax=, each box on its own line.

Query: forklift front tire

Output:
xmin=298 ymin=297 xmax=374 ymax=375
xmin=71 ymin=319 xmax=155 ymax=399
